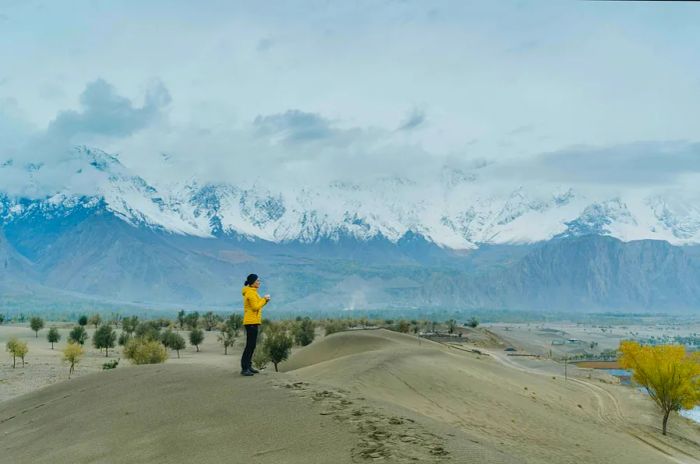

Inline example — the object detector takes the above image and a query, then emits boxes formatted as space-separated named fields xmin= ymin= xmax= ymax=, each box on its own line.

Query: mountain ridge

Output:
xmin=2 ymin=147 xmax=700 ymax=312
xmin=3 ymin=146 xmax=700 ymax=249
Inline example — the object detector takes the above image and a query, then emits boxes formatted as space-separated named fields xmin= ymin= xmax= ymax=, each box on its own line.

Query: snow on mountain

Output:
xmin=3 ymin=146 xmax=700 ymax=249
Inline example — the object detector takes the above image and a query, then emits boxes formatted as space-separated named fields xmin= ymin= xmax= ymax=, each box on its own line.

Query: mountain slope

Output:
xmin=2 ymin=146 xmax=700 ymax=311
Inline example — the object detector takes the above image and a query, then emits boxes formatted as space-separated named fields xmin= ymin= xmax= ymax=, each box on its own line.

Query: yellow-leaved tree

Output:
xmin=63 ymin=341 xmax=84 ymax=379
xmin=619 ymin=341 xmax=700 ymax=435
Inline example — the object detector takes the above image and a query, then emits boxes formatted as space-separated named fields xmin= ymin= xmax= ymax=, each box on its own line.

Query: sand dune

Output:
xmin=1 ymin=364 xmax=358 ymax=464
xmin=282 ymin=329 xmax=700 ymax=464
xmin=0 ymin=352 xmax=500 ymax=463
xmin=2 ymin=328 xmax=699 ymax=464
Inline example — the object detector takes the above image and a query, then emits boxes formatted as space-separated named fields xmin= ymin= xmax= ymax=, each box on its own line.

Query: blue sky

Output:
xmin=1 ymin=0 xmax=699 ymax=192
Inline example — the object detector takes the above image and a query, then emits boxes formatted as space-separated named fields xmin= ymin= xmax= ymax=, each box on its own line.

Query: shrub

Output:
xmin=396 ymin=320 xmax=411 ymax=333
xmin=124 ymin=339 xmax=168 ymax=365
xmin=292 ymin=317 xmax=316 ymax=346
xmin=252 ymin=347 xmax=270 ymax=370
xmin=324 ymin=320 xmax=347 ymax=336
xmin=102 ymin=359 xmax=119 ymax=370
xmin=78 ymin=315 xmax=88 ymax=326
xmin=263 ymin=325 xmax=293 ymax=372
xmin=465 ymin=317 xmax=479 ymax=328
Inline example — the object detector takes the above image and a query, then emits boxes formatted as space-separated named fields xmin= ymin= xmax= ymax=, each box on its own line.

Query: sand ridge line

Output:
xmin=272 ymin=379 xmax=451 ymax=462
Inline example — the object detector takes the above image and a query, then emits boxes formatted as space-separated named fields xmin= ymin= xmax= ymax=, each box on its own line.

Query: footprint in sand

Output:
xmin=275 ymin=379 xmax=450 ymax=462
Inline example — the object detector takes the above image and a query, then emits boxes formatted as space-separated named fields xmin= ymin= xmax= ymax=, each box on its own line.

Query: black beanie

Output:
xmin=244 ymin=274 xmax=259 ymax=286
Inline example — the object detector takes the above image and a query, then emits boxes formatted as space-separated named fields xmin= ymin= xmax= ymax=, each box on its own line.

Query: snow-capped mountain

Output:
xmin=2 ymin=146 xmax=700 ymax=312
xmin=2 ymin=146 xmax=700 ymax=250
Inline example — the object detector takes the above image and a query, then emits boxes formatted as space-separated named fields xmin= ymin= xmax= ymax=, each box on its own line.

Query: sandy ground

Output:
xmin=282 ymin=330 xmax=700 ymax=464
xmin=2 ymin=326 xmax=699 ymax=463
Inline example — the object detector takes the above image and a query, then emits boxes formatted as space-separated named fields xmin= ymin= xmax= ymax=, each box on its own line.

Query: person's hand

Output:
xmin=264 ymin=294 xmax=271 ymax=300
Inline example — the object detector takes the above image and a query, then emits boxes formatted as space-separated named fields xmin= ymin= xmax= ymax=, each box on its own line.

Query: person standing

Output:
xmin=240 ymin=274 xmax=270 ymax=376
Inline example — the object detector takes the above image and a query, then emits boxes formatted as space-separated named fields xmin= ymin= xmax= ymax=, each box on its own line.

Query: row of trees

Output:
xmin=11 ymin=313 xmax=479 ymax=367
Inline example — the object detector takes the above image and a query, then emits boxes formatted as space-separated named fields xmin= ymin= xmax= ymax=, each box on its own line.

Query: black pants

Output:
xmin=241 ymin=324 xmax=259 ymax=371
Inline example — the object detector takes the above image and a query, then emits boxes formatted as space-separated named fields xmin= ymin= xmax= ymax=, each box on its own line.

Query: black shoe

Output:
xmin=249 ymin=367 xmax=260 ymax=374
xmin=240 ymin=369 xmax=254 ymax=376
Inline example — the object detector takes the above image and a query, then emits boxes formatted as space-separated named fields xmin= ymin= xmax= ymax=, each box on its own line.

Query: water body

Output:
xmin=603 ymin=369 xmax=699 ymax=424
xmin=680 ymin=407 xmax=700 ymax=423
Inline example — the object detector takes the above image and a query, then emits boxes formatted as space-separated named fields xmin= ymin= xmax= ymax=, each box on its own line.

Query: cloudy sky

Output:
xmin=1 ymin=0 xmax=699 ymax=194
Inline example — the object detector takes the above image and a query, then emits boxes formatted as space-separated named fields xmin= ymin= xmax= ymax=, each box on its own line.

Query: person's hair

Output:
xmin=244 ymin=274 xmax=259 ymax=286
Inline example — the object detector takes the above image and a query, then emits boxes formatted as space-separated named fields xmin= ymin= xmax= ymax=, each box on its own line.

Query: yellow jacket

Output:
xmin=242 ymin=286 xmax=267 ymax=325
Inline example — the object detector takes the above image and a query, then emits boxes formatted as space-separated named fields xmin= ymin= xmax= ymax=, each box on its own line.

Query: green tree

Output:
xmin=30 ymin=316 xmax=44 ymax=337
xmin=225 ymin=313 xmax=243 ymax=336
xmin=465 ymin=317 xmax=479 ymax=328
xmin=93 ymin=325 xmax=117 ymax=357
xmin=122 ymin=315 xmax=139 ymax=335
xmin=189 ymin=328 xmax=204 ymax=352
xmin=203 ymin=311 xmax=221 ymax=331
xmin=135 ymin=321 xmax=161 ymax=341
xmin=0 ymin=314 xmax=5 ymax=325
xmin=123 ymin=338 xmax=168 ymax=365
xmin=78 ymin=315 xmax=88 ymax=327
xmin=47 ymin=326 xmax=61 ymax=349
xmin=161 ymin=329 xmax=186 ymax=358
xmin=168 ymin=332 xmax=186 ymax=358
xmin=177 ymin=310 xmax=186 ymax=330
xmin=63 ymin=342 xmax=84 ymax=378
xmin=6 ymin=337 xmax=29 ymax=368
xmin=118 ymin=332 xmax=131 ymax=347
xmin=88 ymin=314 xmax=102 ymax=329
xmin=184 ymin=312 xmax=200 ymax=330
xmin=397 ymin=320 xmax=411 ymax=333
xmin=217 ymin=325 xmax=236 ymax=355
xmin=263 ymin=325 xmax=293 ymax=372
xmin=292 ymin=317 xmax=316 ymax=346
xmin=109 ymin=312 xmax=122 ymax=327
xmin=68 ymin=325 xmax=88 ymax=345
